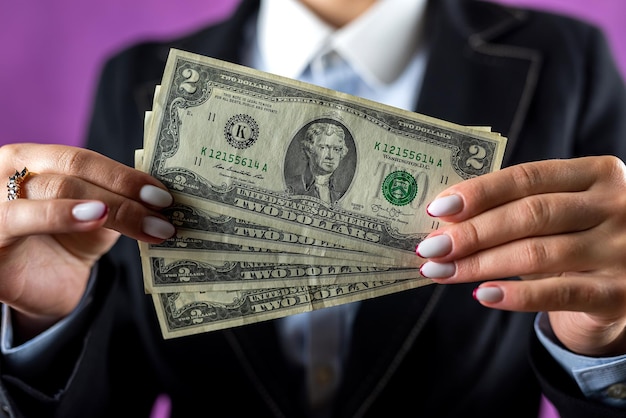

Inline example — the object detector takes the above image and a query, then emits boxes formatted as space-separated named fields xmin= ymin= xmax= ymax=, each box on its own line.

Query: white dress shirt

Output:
xmin=253 ymin=0 xmax=428 ymax=108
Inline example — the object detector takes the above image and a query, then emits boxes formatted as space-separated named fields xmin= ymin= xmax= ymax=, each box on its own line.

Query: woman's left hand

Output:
xmin=417 ymin=156 xmax=626 ymax=356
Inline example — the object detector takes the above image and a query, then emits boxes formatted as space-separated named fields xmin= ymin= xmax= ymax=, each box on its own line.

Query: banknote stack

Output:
xmin=137 ymin=49 xmax=507 ymax=339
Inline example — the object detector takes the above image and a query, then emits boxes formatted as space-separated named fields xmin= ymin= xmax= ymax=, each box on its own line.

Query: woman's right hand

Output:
xmin=0 ymin=143 xmax=174 ymax=339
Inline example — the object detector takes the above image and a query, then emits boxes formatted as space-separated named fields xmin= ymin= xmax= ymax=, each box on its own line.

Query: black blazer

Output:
xmin=2 ymin=1 xmax=625 ymax=417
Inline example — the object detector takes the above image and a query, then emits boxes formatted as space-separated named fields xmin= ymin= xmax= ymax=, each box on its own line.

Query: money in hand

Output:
xmin=138 ymin=49 xmax=507 ymax=338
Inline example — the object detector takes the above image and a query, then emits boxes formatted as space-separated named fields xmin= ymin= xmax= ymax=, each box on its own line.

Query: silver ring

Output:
xmin=7 ymin=167 xmax=30 ymax=201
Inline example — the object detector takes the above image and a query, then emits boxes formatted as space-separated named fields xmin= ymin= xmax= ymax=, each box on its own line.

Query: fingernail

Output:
xmin=140 ymin=185 xmax=173 ymax=207
xmin=72 ymin=201 xmax=107 ymax=221
xmin=143 ymin=216 xmax=175 ymax=239
xmin=473 ymin=287 xmax=504 ymax=303
xmin=419 ymin=261 xmax=456 ymax=278
xmin=416 ymin=234 xmax=452 ymax=258
xmin=427 ymin=195 xmax=463 ymax=217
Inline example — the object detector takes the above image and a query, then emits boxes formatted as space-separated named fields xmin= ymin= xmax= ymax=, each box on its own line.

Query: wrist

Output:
xmin=549 ymin=311 xmax=626 ymax=357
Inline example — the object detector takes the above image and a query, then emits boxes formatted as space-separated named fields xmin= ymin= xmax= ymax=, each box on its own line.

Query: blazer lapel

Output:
xmin=416 ymin=0 xmax=542 ymax=167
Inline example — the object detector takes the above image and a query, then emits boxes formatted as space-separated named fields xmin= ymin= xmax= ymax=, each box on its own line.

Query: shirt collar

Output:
xmin=257 ymin=0 xmax=428 ymax=86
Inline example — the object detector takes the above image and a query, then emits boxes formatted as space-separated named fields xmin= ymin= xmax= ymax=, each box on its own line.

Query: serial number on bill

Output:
xmin=198 ymin=147 xmax=268 ymax=172
xmin=374 ymin=142 xmax=443 ymax=167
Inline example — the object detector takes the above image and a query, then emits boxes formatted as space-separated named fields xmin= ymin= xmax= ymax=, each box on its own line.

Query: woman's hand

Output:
xmin=0 ymin=143 xmax=174 ymax=338
xmin=417 ymin=156 xmax=626 ymax=357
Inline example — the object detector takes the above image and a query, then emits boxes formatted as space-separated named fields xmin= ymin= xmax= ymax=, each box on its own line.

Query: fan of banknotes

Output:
xmin=136 ymin=49 xmax=507 ymax=339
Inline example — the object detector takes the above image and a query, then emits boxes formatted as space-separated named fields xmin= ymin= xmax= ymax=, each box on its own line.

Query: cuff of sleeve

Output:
xmin=535 ymin=312 xmax=626 ymax=407
xmin=0 ymin=266 xmax=98 ymax=382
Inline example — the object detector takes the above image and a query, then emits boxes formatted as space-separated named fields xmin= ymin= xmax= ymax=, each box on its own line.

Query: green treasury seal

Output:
xmin=382 ymin=171 xmax=418 ymax=206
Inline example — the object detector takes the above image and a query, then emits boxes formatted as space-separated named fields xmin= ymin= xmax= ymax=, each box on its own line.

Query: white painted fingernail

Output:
xmin=473 ymin=287 xmax=504 ymax=303
xmin=427 ymin=195 xmax=463 ymax=217
xmin=140 ymin=185 xmax=173 ymax=207
xmin=419 ymin=261 xmax=456 ymax=278
xmin=72 ymin=201 xmax=107 ymax=221
xmin=143 ymin=216 xmax=175 ymax=239
xmin=417 ymin=235 xmax=452 ymax=258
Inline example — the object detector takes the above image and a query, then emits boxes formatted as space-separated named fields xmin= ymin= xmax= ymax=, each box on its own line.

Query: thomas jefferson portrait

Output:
xmin=284 ymin=119 xmax=357 ymax=205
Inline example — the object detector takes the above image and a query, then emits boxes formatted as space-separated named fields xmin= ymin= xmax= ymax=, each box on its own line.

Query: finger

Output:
xmin=0 ymin=200 xmax=109 ymax=241
xmin=422 ymin=229 xmax=615 ymax=282
xmin=0 ymin=144 xmax=172 ymax=209
xmin=471 ymin=274 xmax=626 ymax=316
xmin=15 ymin=174 xmax=175 ymax=242
xmin=418 ymin=191 xmax=605 ymax=261
xmin=0 ymin=198 xmax=172 ymax=244
xmin=426 ymin=156 xmax=619 ymax=222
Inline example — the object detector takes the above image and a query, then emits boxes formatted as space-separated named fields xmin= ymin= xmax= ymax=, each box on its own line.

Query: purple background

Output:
xmin=0 ymin=0 xmax=624 ymax=148
xmin=0 ymin=1 xmax=623 ymax=417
